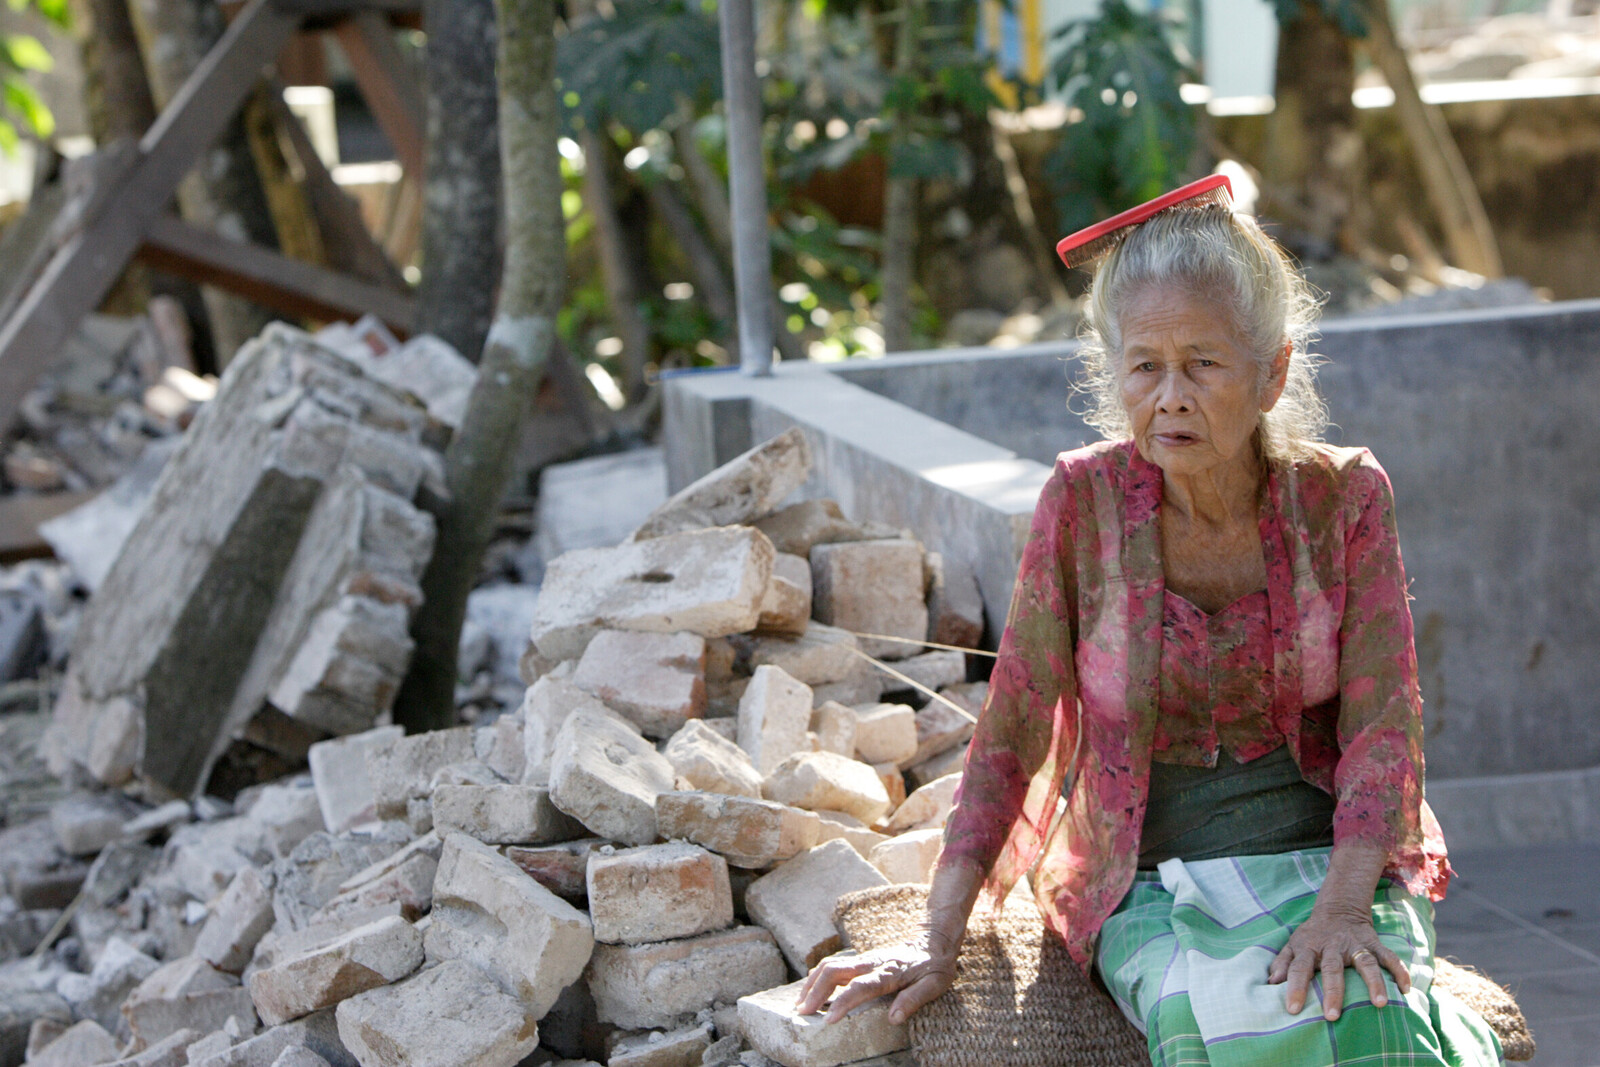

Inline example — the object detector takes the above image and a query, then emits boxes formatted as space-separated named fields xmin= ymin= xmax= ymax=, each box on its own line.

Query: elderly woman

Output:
xmin=797 ymin=189 xmax=1503 ymax=1066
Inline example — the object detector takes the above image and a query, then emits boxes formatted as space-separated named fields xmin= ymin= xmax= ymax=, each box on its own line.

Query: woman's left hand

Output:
xmin=1268 ymin=904 xmax=1411 ymax=1020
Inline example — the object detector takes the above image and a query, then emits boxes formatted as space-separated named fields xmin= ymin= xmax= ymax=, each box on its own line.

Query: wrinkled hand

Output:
xmin=795 ymin=935 xmax=957 ymax=1025
xmin=1268 ymin=906 xmax=1411 ymax=1020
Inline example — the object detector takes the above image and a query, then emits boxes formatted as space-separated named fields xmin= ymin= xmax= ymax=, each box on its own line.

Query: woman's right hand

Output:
xmin=794 ymin=935 xmax=958 ymax=1025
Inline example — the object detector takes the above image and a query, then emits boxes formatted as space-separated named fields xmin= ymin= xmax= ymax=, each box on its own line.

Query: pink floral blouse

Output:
xmin=941 ymin=439 xmax=1452 ymax=969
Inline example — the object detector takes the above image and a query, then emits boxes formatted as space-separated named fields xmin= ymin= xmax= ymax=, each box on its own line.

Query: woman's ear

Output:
xmin=1260 ymin=340 xmax=1291 ymax=412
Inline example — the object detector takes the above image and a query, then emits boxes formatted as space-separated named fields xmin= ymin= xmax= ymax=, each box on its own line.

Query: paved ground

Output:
xmin=1434 ymin=842 xmax=1600 ymax=1066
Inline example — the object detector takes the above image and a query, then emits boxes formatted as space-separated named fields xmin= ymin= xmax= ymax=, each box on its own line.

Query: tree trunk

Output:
xmin=127 ymin=0 xmax=280 ymax=364
xmin=68 ymin=0 xmax=156 ymax=143
xmin=581 ymin=127 xmax=654 ymax=400
xmin=645 ymin=178 xmax=737 ymax=343
xmin=1359 ymin=0 xmax=1501 ymax=276
xmin=672 ymin=122 xmax=806 ymax=364
xmin=416 ymin=0 xmax=502 ymax=363
xmin=1263 ymin=0 xmax=1364 ymax=254
xmin=392 ymin=0 xmax=564 ymax=733
xmin=880 ymin=0 xmax=922 ymax=353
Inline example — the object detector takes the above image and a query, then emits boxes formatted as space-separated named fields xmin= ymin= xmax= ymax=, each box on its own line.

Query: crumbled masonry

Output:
xmin=3 ymin=419 xmax=988 ymax=1067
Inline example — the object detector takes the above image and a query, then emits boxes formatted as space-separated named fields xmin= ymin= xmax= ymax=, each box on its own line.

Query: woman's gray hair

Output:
xmin=1075 ymin=205 xmax=1328 ymax=462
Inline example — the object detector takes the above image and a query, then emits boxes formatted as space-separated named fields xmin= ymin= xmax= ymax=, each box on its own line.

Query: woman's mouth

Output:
xmin=1154 ymin=432 xmax=1198 ymax=446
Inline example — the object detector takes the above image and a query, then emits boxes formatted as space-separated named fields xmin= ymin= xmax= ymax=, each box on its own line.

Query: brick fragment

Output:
xmin=744 ymin=840 xmax=888 ymax=971
xmin=573 ymin=630 xmax=707 ymax=738
xmin=521 ymin=675 xmax=616 ymax=786
xmin=807 ymin=702 xmax=856 ymax=758
xmin=762 ymin=753 xmax=890 ymax=826
xmin=662 ymin=720 xmax=763 ymax=799
xmin=736 ymin=666 xmax=812 ymax=777
xmin=585 ymin=926 xmax=786 ymax=1030
xmin=587 ymin=842 xmax=733 ymax=945
xmin=307 ymin=726 xmax=403 ymax=834
xmin=549 ymin=707 xmax=676 ymax=847
xmin=505 ymin=838 xmax=606 ymax=902
xmin=851 ymin=704 xmax=917 ymax=766
xmin=757 ymin=554 xmax=812 ymax=636
xmin=335 ymin=959 xmax=538 ymax=1067
xmin=868 ymin=828 xmax=944 ymax=884
xmin=885 ymin=772 xmax=961 ymax=834
xmin=738 ymin=980 xmax=908 ymax=1067
xmin=194 ymin=866 xmax=275 ymax=974
xmin=246 ymin=914 xmax=422 ymax=1026
xmin=432 ymin=783 xmax=586 ymax=845
xmin=655 ymin=792 xmax=821 ymax=869
xmin=365 ymin=727 xmax=475 ymax=820
xmin=810 ymin=540 xmax=927 ymax=661
xmin=629 ymin=428 xmax=811 ymax=541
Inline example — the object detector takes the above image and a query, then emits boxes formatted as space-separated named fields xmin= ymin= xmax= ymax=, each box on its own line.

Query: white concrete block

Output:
xmin=307 ymin=726 xmax=403 ymax=834
xmin=738 ymin=980 xmax=908 ymax=1067
xmin=851 ymin=705 xmax=917 ymax=766
xmin=573 ymin=630 xmax=707 ymax=739
xmin=549 ymin=707 xmax=676 ymax=847
xmin=585 ymin=926 xmax=786 ymax=1031
xmin=654 ymin=792 xmax=821 ymax=869
xmin=586 ymin=842 xmax=733 ymax=945
xmin=762 ymin=752 xmax=890 ymax=826
xmin=246 ymin=914 xmax=423 ymax=1026
xmin=744 ymin=840 xmax=889 ymax=972
xmin=662 ymin=720 xmax=763 ymax=799
xmin=335 ymin=959 xmax=538 ymax=1067
xmin=736 ymin=666 xmax=813 ymax=777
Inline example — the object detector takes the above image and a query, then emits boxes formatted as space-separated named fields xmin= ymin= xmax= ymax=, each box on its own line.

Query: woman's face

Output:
xmin=1117 ymin=284 xmax=1286 ymax=479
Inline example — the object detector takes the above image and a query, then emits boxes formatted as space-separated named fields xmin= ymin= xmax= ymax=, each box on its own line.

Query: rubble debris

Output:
xmin=0 ymin=428 xmax=1003 ymax=1067
xmin=526 ymin=526 xmax=776 ymax=665
xmin=809 ymin=541 xmax=929 ymax=662
xmin=629 ymin=428 xmax=811 ymax=542
xmin=737 ymin=980 xmax=909 ymax=1067
xmin=922 ymin=553 xmax=984 ymax=651
xmin=744 ymin=841 xmax=889 ymax=972
xmin=334 ymin=958 xmax=538 ymax=1067
xmin=751 ymin=501 xmax=898 ymax=560
xmin=585 ymin=925 xmax=787 ymax=1031
xmin=45 ymin=324 xmax=460 ymax=797
xmin=585 ymin=842 xmax=733 ymax=945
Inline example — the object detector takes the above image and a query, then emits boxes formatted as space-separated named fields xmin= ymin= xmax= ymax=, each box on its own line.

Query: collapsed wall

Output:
xmin=41 ymin=324 xmax=456 ymax=799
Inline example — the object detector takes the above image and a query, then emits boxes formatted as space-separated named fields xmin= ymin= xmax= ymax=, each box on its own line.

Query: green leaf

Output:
xmin=556 ymin=0 xmax=722 ymax=136
xmin=2 ymin=34 xmax=53 ymax=73
xmin=888 ymin=136 xmax=962 ymax=180
xmin=2 ymin=76 xmax=53 ymax=137
xmin=0 ymin=117 xmax=17 ymax=155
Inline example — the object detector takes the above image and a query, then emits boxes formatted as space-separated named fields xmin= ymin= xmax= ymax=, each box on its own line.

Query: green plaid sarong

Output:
xmin=1094 ymin=848 xmax=1503 ymax=1067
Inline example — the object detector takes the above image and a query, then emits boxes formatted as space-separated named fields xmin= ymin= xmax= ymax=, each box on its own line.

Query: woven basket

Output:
xmin=833 ymin=884 xmax=1534 ymax=1065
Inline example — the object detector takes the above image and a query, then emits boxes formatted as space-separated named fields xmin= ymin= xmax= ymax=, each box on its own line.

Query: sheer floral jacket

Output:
xmin=940 ymin=439 xmax=1452 ymax=968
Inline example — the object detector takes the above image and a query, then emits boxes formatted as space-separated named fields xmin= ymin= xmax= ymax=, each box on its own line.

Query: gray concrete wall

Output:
xmin=823 ymin=302 xmax=1600 ymax=783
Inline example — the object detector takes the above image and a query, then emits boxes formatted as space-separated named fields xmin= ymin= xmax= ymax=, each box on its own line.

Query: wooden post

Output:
xmin=0 ymin=0 xmax=301 ymax=431
xmin=333 ymin=11 xmax=426 ymax=174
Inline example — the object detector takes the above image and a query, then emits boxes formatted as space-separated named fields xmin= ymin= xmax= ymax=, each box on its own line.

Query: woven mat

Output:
xmin=834 ymin=884 xmax=1150 ymax=1067
xmin=833 ymin=885 xmax=1535 ymax=1065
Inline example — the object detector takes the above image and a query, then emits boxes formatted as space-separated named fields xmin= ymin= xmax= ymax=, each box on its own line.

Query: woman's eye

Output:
xmin=1134 ymin=361 xmax=1157 ymax=373
xmin=1194 ymin=359 xmax=1217 ymax=368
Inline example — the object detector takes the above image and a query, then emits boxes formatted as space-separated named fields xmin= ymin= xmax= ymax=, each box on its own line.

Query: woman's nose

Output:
xmin=1154 ymin=371 xmax=1192 ymax=412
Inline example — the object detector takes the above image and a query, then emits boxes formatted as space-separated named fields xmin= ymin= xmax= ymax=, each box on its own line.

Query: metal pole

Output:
xmin=717 ymin=0 xmax=774 ymax=376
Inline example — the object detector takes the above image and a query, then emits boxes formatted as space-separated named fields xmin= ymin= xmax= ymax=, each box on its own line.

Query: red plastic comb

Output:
xmin=1055 ymin=174 xmax=1234 ymax=270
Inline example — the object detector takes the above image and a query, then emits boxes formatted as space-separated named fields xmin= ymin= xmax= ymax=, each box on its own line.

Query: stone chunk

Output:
xmin=335 ymin=959 xmax=538 ymax=1067
xmin=901 ymin=699 xmax=976 ymax=770
xmin=873 ymin=763 xmax=906 ymax=813
xmin=886 ymin=773 xmax=961 ymax=833
xmin=425 ymin=833 xmax=594 ymax=1017
xmin=809 ymin=541 xmax=927 ymax=661
xmin=520 ymin=676 xmax=617 ymax=786
xmin=482 ymin=714 xmax=525 ymax=782
xmin=757 ymin=554 xmax=811 ymax=636
xmin=587 ymin=843 xmax=733 ymax=945
xmin=271 ymin=1049 xmax=332 ymax=1067
xmin=662 ymin=720 xmax=763 ymax=799
xmin=606 ymin=1023 xmax=713 ymax=1067
xmin=744 ymin=840 xmax=889 ymax=972
xmin=745 ymin=624 xmax=860 ymax=687
xmin=318 ymin=833 xmax=442 ymax=921
xmin=55 ymin=936 xmax=160 ymax=1035
xmin=529 ymin=526 xmax=775 ymax=662
xmin=869 ymin=828 xmax=944 ymax=884
xmin=655 ymin=793 xmax=821 ymax=869
xmin=432 ymin=784 xmax=585 ymax=845
xmin=27 ymin=1018 xmax=119 ymax=1067
xmin=752 ymin=501 xmax=895 ymax=559
xmin=51 ymin=794 xmax=132 ymax=857
xmin=549 ymin=707 xmax=675 ymax=846
xmin=244 ymin=781 xmax=325 ymax=859
xmin=195 ymin=866 xmax=276 ymax=973
xmin=630 ymin=428 xmax=811 ymax=541
xmin=851 ymin=705 xmax=917 ymax=766
xmin=505 ymin=838 xmax=605 ymax=902
xmin=110 ymin=1027 xmax=204 ymax=1067
xmin=738 ymin=981 xmax=908 ymax=1067
xmin=268 ymin=595 xmax=414 ymax=736
xmin=270 ymin=831 xmax=404 ymax=934
xmin=573 ymin=630 xmax=707 ymax=739
xmin=906 ymin=745 xmax=967 ymax=791
xmin=876 ymin=651 xmax=966 ymax=700
xmin=762 ymin=753 xmax=890 ymax=826
xmin=807 ymin=703 xmax=856 ymax=758
xmin=585 ymin=926 xmax=787 ymax=1031
xmin=813 ymin=812 xmax=888 ymax=858
xmin=120 ymin=956 xmax=256 ymax=1051
xmin=366 ymin=727 xmax=475 ymax=820
xmin=247 ymin=914 xmax=423 ymax=1026
xmin=307 ymin=726 xmax=403 ymax=834
xmin=736 ymin=667 xmax=812 ymax=777
xmin=923 ymin=552 xmax=984 ymax=651
xmin=184 ymin=1008 xmax=349 ymax=1067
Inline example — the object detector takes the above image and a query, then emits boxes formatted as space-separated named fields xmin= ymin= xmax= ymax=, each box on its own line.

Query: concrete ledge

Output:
xmin=1428 ymin=765 xmax=1600 ymax=851
xmin=662 ymin=364 xmax=1051 ymax=644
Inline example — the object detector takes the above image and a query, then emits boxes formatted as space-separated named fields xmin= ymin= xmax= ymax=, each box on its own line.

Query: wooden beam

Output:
xmin=265 ymin=82 xmax=411 ymax=293
xmin=137 ymin=215 xmax=415 ymax=334
xmin=0 ymin=0 xmax=301 ymax=432
xmin=332 ymin=12 xmax=425 ymax=175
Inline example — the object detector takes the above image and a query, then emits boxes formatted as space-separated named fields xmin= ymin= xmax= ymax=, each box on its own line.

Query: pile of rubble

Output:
xmin=0 ymin=426 xmax=992 ymax=1067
